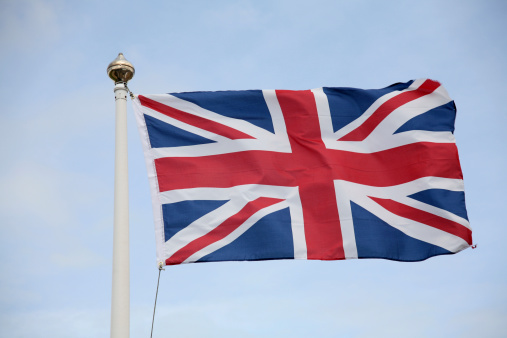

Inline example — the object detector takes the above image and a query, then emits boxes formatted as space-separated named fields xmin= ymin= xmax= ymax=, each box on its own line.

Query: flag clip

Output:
xmin=125 ymin=83 xmax=135 ymax=100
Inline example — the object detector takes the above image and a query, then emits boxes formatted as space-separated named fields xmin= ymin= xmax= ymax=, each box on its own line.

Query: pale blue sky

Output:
xmin=1 ymin=1 xmax=506 ymax=337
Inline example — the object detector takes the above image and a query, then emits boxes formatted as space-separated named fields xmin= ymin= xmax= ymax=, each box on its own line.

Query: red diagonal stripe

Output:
xmin=165 ymin=197 xmax=284 ymax=265
xmin=139 ymin=95 xmax=255 ymax=140
xmin=339 ymin=80 xmax=441 ymax=142
xmin=369 ymin=197 xmax=472 ymax=245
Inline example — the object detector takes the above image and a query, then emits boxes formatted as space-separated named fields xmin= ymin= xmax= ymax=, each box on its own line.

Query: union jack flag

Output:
xmin=133 ymin=79 xmax=472 ymax=266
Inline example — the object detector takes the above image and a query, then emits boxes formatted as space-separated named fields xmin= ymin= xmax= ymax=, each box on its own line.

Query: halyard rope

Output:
xmin=150 ymin=263 xmax=164 ymax=338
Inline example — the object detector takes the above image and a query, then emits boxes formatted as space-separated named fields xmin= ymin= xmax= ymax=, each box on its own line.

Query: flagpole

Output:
xmin=107 ymin=53 xmax=135 ymax=338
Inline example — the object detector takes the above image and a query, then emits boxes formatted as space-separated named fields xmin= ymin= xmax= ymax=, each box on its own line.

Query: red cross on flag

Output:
xmin=133 ymin=79 xmax=472 ymax=266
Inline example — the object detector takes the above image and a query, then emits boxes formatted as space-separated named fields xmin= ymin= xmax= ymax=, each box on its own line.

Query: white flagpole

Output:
xmin=107 ymin=53 xmax=135 ymax=338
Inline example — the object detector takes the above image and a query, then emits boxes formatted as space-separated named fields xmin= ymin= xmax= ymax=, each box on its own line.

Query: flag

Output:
xmin=132 ymin=79 xmax=472 ymax=266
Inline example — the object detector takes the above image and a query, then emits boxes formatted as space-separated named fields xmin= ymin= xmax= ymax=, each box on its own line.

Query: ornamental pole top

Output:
xmin=107 ymin=53 xmax=135 ymax=83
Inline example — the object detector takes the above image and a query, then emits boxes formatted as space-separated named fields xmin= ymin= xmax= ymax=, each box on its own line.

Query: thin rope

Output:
xmin=124 ymin=83 xmax=135 ymax=100
xmin=150 ymin=263 xmax=164 ymax=338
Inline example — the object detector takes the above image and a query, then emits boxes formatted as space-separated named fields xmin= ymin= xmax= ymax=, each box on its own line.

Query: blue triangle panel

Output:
xmin=162 ymin=200 xmax=228 ymax=242
xmin=144 ymin=114 xmax=216 ymax=148
xmin=323 ymin=81 xmax=414 ymax=133
xmin=408 ymin=189 xmax=468 ymax=221
xmin=198 ymin=207 xmax=294 ymax=262
xmin=351 ymin=202 xmax=451 ymax=261
xmin=395 ymin=101 xmax=456 ymax=134
xmin=171 ymin=90 xmax=275 ymax=133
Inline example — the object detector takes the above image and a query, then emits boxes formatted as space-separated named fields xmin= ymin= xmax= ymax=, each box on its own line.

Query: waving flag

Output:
xmin=133 ymin=79 xmax=472 ymax=266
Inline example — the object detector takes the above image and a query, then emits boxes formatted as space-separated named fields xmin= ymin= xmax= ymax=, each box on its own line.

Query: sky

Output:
xmin=1 ymin=0 xmax=506 ymax=337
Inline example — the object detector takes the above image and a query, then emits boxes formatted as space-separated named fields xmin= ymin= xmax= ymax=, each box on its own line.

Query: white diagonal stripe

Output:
xmin=332 ymin=79 xmax=426 ymax=140
xmin=141 ymin=103 xmax=230 ymax=143
xmin=183 ymin=201 xmax=289 ymax=263
xmin=159 ymin=184 xmax=307 ymax=261
xmin=335 ymin=177 xmax=471 ymax=258
xmin=313 ymin=79 xmax=456 ymax=153
xmin=145 ymin=94 xmax=274 ymax=140
xmin=399 ymin=196 xmax=471 ymax=230
xmin=137 ymin=92 xmax=292 ymax=158
xmin=162 ymin=198 xmax=249 ymax=259
xmin=356 ymin=195 xmax=469 ymax=253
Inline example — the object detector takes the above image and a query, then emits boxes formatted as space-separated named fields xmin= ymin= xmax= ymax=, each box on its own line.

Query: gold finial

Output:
xmin=107 ymin=53 xmax=135 ymax=83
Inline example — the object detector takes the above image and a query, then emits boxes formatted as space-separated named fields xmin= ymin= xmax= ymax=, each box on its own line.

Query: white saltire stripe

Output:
xmin=313 ymin=82 xmax=424 ymax=145
xmin=336 ymin=177 xmax=470 ymax=259
xmin=398 ymin=197 xmax=470 ymax=230
xmin=354 ymin=195 xmax=468 ymax=252
xmin=332 ymin=79 xmax=427 ymax=139
xmin=163 ymin=196 xmax=251 ymax=259
xmin=313 ymin=79 xmax=455 ymax=153
xmin=147 ymin=94 xmax=272 ymax=139
xmin=159 ymin=184 xmax=307 ymax=261
xmin=138 ymin=91 xmax=291 ymax=158
xmin=141 ymin=101 xmax=231 ymax=143
xmin=183 ymin=201 xmax=289 ymax=263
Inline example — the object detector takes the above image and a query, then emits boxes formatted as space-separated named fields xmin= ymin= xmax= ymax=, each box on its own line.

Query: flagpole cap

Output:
xmin=107 ymin=53 xmax=135 ymax=83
